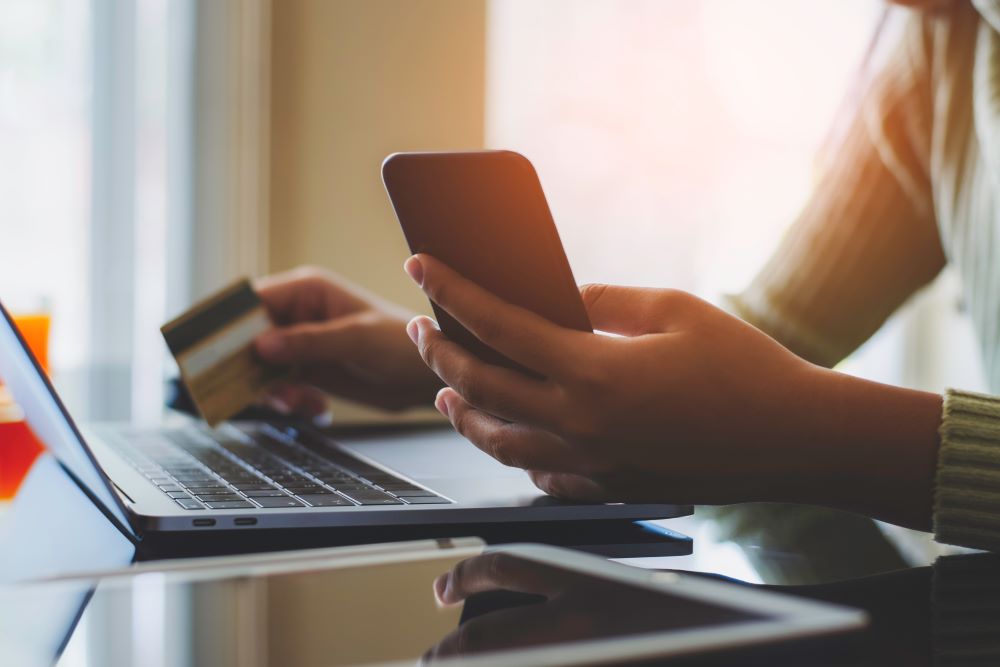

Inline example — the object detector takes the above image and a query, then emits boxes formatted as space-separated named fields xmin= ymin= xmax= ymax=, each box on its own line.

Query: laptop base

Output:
xmin=135 ymin=518 xmax=693 ymax=561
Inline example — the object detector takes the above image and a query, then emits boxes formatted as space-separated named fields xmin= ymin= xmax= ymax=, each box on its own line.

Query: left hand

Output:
xmin=402 ymin=253 xmax=845 ymax=506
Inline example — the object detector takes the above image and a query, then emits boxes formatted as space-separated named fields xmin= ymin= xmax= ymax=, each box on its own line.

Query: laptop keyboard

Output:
xmin=113 ymin=424 xmax=450 ymax=510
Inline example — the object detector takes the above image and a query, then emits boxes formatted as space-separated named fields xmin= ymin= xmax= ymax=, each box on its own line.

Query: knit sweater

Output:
xmin=728 ymin=0 xmax=1000 ymax=554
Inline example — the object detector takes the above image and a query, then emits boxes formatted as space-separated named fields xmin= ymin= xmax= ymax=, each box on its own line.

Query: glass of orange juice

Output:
xmin=0 ymin=304 xmax=52 ymax=499
xmin=11 ymin=311 xmax=51 ymax=373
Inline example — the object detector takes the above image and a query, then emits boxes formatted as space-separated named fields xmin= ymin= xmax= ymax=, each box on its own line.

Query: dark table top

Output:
xmin=2 ymin=449 xmax=995 ymax=666
xmin=631 ymin=505 xmax=985 ymax=666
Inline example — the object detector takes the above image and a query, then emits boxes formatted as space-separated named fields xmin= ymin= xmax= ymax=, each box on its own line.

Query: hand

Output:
xmin=402 ymin=254 xmax=942 ymax=529
xmin=252 ymin=266 xmax=441 ymax=417
xmin=425 ymin=552 xmax=763 ymax=660
xmin=424 ymin=552 xmax=642 ymax=659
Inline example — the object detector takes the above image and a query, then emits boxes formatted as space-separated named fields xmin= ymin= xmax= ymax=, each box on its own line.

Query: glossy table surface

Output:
xmin=1 ymin=450 xmax=994 ymax=666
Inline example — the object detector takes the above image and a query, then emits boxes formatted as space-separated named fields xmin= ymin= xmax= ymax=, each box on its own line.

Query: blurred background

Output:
xmin=0 ymin=0 xmax=988 ymax=426
xmin=0 ymin=3 xmax=983 ymax=661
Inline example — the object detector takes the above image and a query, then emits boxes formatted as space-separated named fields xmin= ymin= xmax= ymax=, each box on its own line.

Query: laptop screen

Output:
xmin=0 ymin=302 xmax=136 ymax=537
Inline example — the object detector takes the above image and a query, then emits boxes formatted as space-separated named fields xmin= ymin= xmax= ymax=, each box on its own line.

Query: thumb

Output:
xmin=579 ymin=284 xmax=676 ymax=336
xmin=254 ymin=318 xmax=363 ymax=365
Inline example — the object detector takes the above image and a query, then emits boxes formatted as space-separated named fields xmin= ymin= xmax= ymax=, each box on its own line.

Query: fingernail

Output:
xmin=269 ymin=397 xmax=291 ymax=415
xmin=435 ymin=389 xmax=451 ymax=417
xmin=406 ymin=318 xmax=421 ymax=345
xmin=255 ymin=331 xmax=286 ymax=360
xmin=312 ymin=410 xmax=334 ymax=429
xmin=433 ymin=574 xmax=448 ymax=605
xmin=443 ymin=575 xmax=457 ymax=604
xmin=404 ymin=256 xmax=424 ymax=286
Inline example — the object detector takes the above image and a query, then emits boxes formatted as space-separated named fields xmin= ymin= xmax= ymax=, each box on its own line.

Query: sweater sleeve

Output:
xmin=935 ymin=390 xmax=1000 ymax=551
xmin=727 ymin=17 xmax=946 ymax=368
xmin=932 ymin=553 xmax=1000 ymax=664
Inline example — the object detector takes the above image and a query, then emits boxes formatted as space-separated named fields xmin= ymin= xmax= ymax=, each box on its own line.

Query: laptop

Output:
xmin=0 ymin=301 xmax=689 ymax=548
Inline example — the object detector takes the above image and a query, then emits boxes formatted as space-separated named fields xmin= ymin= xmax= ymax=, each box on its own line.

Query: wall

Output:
xmin=270 ymin=0 xmax=486 ymax=314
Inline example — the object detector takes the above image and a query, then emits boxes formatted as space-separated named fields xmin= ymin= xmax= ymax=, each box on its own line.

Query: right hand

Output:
xmin=253 ymin=266 xmax=441 ymax=418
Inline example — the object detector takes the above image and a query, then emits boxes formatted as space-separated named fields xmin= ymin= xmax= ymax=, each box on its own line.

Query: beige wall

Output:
xmin=270 ymin=0 xmax=486 ymax=314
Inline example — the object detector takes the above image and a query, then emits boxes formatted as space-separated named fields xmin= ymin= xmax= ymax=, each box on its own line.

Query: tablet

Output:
xmin=382 ymin=151 xmax=592 ymax=372
xmin=3 ymin=539 xmax=865 ymax=666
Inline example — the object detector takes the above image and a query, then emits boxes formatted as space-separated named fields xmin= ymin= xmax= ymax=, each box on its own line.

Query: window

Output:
xmin=485 ymin=0 xmax=987 ymax=394
xmin=0 ymin=0 xmax=197 ymax=422
xmin=487 ymin=0 xmax=882 ymax=292
xmin=0 ymin=0 xmax=92 ymax=375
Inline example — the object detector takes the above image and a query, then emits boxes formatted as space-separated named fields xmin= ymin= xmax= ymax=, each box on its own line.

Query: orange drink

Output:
xmin=11 ymin=312 xmax=50 ymax=373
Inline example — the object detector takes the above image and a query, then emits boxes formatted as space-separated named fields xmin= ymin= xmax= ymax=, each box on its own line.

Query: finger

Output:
xmin=260 ymin=382 xmax=331 ymax=421
xmin=254 ymin=266 xmax=367 ymax=324
xmin=437 ymin=552 xmax=562 ymax=606
xmin=579 ymin=283 xmax=687 ymax=335
xmin=437 ymin=389 xmax=584 ymax=473
xmin=405 ymin=254 xmax=584 ymax=377
xmin=527 ymin=470 xmax=607 ymax=502
xmin=297 ymin=366 xmax=439 ymax=412
xmin=410 ymin=318 xmax=564 ymax=428
xmin=424 ymin=604 xmax=559 ymax=660
xmin=254 ymin=314 xmax=369 ymax=366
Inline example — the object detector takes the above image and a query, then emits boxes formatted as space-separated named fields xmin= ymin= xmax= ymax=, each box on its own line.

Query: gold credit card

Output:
xmin=161 ymin=279 xmax=285 ymax=427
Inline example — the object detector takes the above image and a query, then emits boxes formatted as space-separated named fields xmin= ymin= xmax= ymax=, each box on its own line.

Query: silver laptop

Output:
xmin=0 ymin=301 xmax=688 ymax=541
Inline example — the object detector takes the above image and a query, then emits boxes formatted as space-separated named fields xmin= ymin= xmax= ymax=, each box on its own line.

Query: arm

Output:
xmin=397 ymin=25 xmax=950 ymax=526
xmin=729 ymin=16 xmax=943 ymax=367
xmin=404 ymin=255 xmax=942 ymax=532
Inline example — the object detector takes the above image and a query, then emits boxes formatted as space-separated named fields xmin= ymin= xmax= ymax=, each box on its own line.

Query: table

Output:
xmin=1 ymin=501 xmax=985 ymax=666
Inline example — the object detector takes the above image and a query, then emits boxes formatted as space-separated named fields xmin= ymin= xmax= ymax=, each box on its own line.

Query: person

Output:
xmin=253 ymin=0 xmax=1000 ymax=552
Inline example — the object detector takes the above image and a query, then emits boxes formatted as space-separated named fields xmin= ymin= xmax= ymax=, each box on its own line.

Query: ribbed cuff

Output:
xmin=932 ymin=553 xmax=1000 ymax=665
xmin=934 ymin=389 xmax=1000 ymax=551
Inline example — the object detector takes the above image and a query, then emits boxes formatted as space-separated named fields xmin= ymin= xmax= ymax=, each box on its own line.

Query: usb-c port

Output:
xmin=235 ymin=517 xmax=257 ymax=526
xmin=193 ymin=518 xmax=215 ymax=527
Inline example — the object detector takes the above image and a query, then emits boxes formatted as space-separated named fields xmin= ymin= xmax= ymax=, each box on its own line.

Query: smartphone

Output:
xmin=382 ymin=150 xmax=592 ymax=372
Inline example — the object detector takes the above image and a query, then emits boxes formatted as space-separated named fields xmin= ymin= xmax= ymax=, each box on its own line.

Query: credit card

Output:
xmin=161 ymin=278 xmax=286 ymax=427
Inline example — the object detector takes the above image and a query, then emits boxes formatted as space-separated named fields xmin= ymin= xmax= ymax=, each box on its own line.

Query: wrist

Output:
xmin=789 ymin=366 xmax=942 ymax=530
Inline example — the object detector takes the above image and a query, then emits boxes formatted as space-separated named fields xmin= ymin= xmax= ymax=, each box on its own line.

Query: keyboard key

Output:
xmin=195 ymin=494 xmax=243 ymax=502
xmin=244 ymin=490 xmax=288 ymax=497
xmin=253 ymin=496 xmax=305 ymax=508
xmin=233 ymin=483 xmax=273 ymax=491
xmin=185 ymin=486 xmax=230 ymax=495
xmin=320 ymin=477 xmax=356 ymax=486
xmin=166 ymin=491 xmax=192 ymax=499
xmin=282 ymin=483 xmax=322 ymax=492
xmin=203 ymin=500 xmax=255 ymax=509
xmin=174 ymin=477 xmax=215 ymax=484
xmin=156 ymin=484 xmax=182 ymax=492
xmin=298 ymin=494 xmax=353 ymax=507
xmin=175 ymin=499 xmax=205 ymax=510
xmin=329 ymin=484 xmax=369 ymax=493
xmin=380 ymin=486 xmax=431 ymax=495
xmin=400 ymin=496 xmax=451 ymax=504
xmin=271 ymin=474 xmax=309 ymax=483
xmin=340 ymin=489 xmax=403 ymax=505
xmin=226 ymin=475 xmax=260 ymax=483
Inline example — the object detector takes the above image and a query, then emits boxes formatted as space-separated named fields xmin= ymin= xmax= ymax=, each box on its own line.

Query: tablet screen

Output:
xmin=6 ymin=548 xmax=771 ymax=667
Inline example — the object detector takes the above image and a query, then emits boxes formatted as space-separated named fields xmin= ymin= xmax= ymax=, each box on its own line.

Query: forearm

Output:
xmin=783 ymin=366 xmax=942 ymax=531
xmin=728 ymin=17 xmax=942 ymax=369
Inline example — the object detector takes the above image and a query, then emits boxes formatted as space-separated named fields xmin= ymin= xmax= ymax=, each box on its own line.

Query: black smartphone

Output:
xmin=382 ymin=150 xmax=592 ymax=372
